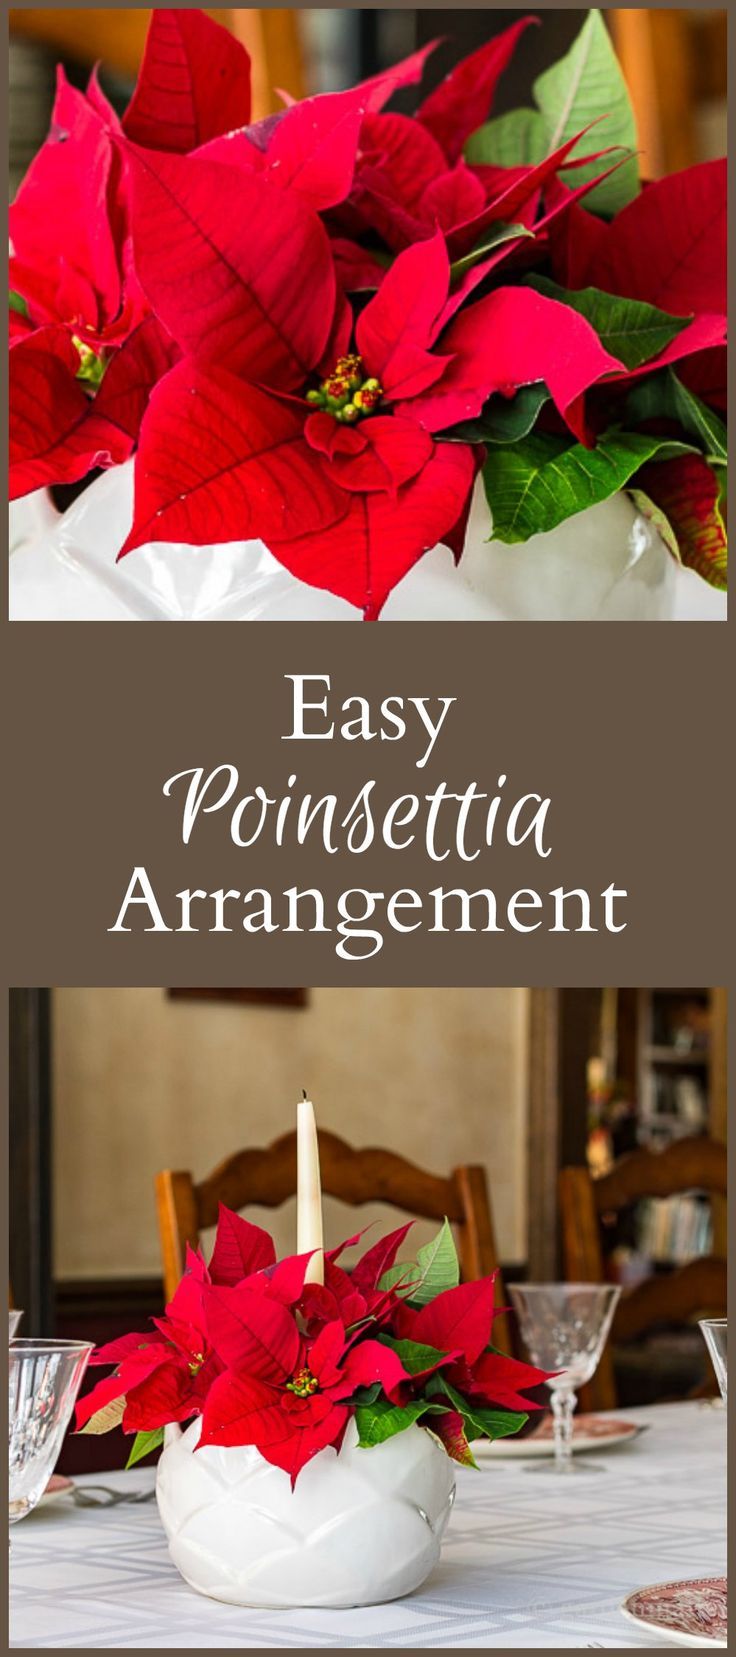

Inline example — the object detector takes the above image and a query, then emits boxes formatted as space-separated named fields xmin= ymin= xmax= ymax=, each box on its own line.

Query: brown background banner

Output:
xmin=2 ymin=1 xmax=732 ymax=992
xmin=4 ymin=620 xmax=730 ymax=986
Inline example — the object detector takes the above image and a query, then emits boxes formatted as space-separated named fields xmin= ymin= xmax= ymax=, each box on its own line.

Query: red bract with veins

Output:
xmin=9 ymin=316 xmax=178 ymax=499
xmin=118 ymin=223 xmax=624 ymax=616
xmin=10 ymin=5 xmax=726 ymax=599
xmin=547 ymin=159 xmax=728 ymax=407
xmin=8 ymin=9 xmax=255 ymax=499
xmin=333 ymin=17 xmax=624 ymax=270
xmin=76 ymin=1245 xmax=222 ymax=1435
xmin=300 ymin=1223 xmax=415 ymax=1333
xmin=9 ymin=69 xmax=140 ymax=351
xmin=8 ymin=64 xmax=179 ymax=498
xmin=122 ymin=8 xmax=252 ymax=152
xmin=199 ymin=1312 xmax=411 ymax=1485
xmin=393 ymin=1277 xmax=553 ymax=1434
xmin=73 ymin=1205 xmax=552 ymax=1485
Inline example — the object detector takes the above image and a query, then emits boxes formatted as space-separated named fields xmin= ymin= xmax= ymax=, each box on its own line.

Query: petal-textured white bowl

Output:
xmin=9 ymin=460 xmax=726 ymax=620
xmin=155 ymin=1417 xmax=456 ymax=1609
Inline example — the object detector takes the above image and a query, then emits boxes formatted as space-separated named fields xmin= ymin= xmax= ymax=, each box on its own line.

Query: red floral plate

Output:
xmin=474 ymin=1413 xmax=645 ymax=1458
xmin=620 ymin=1577 xmax=727 ymax=1647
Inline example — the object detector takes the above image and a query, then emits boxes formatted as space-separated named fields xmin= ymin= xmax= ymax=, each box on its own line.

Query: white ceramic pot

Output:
xmin=155 ymin=1417 xmax=456 ymax=1609
xmin=8 ymin=460 xmax=725 ymax=621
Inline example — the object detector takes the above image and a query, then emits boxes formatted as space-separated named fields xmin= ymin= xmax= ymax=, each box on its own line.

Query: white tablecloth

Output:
xmin=10 ymin=1402 xmax=726 ymax=1648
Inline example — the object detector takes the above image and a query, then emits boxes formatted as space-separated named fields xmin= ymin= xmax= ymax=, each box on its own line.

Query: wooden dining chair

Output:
xmin=559 ymin=1136 xmax=727 ymax=1410
xmin=156 ymin=1129 xmax=511 ymax=1348
xmin=8 ymin=8 xmax=306 ymax=117
xmin=609 ymin=9 xmax=727 ymax=178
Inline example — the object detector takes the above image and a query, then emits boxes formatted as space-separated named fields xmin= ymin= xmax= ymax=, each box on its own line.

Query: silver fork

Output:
xmin=70 ymin=1484 xmax=157 ymax=1508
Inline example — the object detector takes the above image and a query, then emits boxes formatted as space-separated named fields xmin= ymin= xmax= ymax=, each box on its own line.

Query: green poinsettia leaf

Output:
xmin=125 ymin=1427 xmax=165 ymax=1469
xmin=9 ymin=290 xmax=29 ymax=317
xmin=426 ymin=1374 xmax=528 ymax=1444
xmin=465 ymin=108 xmax=547 ymax=168
xmin=379 ymin=1218 xmax=460 ymax=1305
xmin=526 ymin=277 xmax=691 ymax=370
xmin=424 ymin=1378 xmax=530 ymax=1444
xmin=343 ymin=1381 xmax=383 ymax=1407
xmin=625 ymin=369 xmax=728 ymax=464
xmin=465 ymin=11 xmax=639 ymax=214
xmin=442 ymin=382 xmax=549 ymax=446
xmin=635 ymin=454 xmax=727 ymax=589
xmin=672 ymin=386 xmax=727 ymax=466
xmin=449 ymin=221 xmax=532 ymax=281
xmin=462 ymin=1406 xmax=529 ymax=1442
xmin=379 ymin=1336 xmax=450 ymax=1374
xmin=354 ymin=1397 xmax=446 ymax=1448
xmin=532 ymin=10 xmax=639 ymax=214
xmin=426 ymin=1374 xmax=469 ymax=1408
xmin=483 ymin=430 xmax=696 ymax=544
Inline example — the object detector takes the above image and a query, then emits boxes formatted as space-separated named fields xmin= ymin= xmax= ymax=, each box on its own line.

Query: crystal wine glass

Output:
xmin=508 ymin=1283 xmax=621 ymax=1474
xmin=700 ymin=1318 xmax=727 ymax=1404
xmin=9 ymin=1340 xmax=92 ymax=1527
xmin=8 ymin=1310 xmax=23 ymax=1342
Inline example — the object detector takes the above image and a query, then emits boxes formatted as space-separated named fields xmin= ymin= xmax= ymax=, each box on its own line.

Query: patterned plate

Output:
xmin=620 ymin=1577 xmax=727 ymax=1647
xmin=474 ymin=1413 xmax=645 ymax=1458
xmin=39 ymin=1474 xmax=75 ymax=1505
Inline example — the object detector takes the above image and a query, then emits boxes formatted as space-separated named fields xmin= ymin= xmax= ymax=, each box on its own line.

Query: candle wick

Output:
xmin=302 ymin=1089 xmax=308 ymax=1100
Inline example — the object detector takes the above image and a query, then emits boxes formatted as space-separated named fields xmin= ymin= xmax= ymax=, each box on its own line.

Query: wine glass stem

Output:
xmin=551 ymin=1386 xmax=576 ymax=1472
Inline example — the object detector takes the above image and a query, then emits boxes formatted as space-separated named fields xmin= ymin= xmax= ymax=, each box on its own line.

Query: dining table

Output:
xmin=9 ymin=1400 xmax=726 ymax=1649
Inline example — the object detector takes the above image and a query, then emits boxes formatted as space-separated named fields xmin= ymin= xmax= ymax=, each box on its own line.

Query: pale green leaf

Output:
xmin=465 ymin=13 xmax=638 ymax=213
xmin=533 ymin=10 xmax=639 ymax=214
xmin=379 ymin=1218 xmax=460 ymax=1305
xmin=465 ymin=108 xmax=546 ymax=167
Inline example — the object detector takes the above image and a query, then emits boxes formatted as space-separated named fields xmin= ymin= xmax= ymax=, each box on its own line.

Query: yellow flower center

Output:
xmin=306 ymin=355 xmax=383 ymax=424
xmin=286 ymin=1367 xmax=319 ymax=1398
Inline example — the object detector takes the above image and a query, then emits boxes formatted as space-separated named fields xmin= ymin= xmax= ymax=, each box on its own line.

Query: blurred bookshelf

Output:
xmin=637 ymin=989 xmax=714 ymax=1151
xmin=587 ymin=988 xmax=726 ymax=1292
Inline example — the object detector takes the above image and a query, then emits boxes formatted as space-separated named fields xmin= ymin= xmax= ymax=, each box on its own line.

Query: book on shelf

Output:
xmin=635 ymin=1193 xmax=713 ymax=1266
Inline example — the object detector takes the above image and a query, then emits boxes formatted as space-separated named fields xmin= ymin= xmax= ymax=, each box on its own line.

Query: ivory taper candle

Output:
xmin=297 ymin=1093 xmax=324 ymax=1285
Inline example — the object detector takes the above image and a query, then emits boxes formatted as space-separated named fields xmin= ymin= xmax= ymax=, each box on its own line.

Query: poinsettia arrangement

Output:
xmin=10 ymin=8 xmax=726 ymax=615
xmin=75 ymin=1205 xmax=550 ymax=1485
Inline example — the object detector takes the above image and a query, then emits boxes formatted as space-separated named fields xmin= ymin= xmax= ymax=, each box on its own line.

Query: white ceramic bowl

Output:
xmin=155 ymin=1416 xmax=456 ymax=1608
xmin=9 ymin=460 xmax=724 ymax=621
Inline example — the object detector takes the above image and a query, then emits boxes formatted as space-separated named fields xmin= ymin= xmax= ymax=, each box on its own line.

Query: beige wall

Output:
xmin=52 ymin=987 xmax=530 ymax=1280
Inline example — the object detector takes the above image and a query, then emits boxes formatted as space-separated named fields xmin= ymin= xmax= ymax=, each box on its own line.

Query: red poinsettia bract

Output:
xmin=117 ymin=215 xmax=623 ymax=616
xmin=8 ymin=8 xmax=255 ymax=499
xmin=548 ymin=158 xmax=727 ymax=406
xmin=75 ymin=1205 xmax=551 ymax=1484
xmin=199 ymin=1304 xmax=410 ymax=1485
xmin=12 ymin=5 xmax=725 ymax=599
